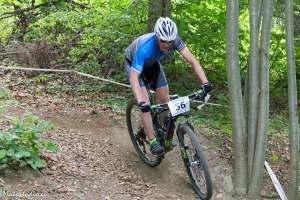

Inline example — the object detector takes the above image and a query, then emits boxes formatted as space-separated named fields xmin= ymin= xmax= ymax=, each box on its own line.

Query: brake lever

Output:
xmin=204 ymin=94 xmax=211 ymax=103
xmin=196 ymin=94 xmax=211 ymax=110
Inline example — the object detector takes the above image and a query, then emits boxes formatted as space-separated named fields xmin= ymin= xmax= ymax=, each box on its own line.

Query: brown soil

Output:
xmin=0 ymin=69 xmax=286 ymax=200
xmin=0 ymin=100 xmax=237 ymax=200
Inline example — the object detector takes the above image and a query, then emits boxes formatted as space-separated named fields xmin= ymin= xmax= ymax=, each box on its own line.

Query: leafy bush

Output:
xmin=0 ymin=87 xmax=57 ymax=170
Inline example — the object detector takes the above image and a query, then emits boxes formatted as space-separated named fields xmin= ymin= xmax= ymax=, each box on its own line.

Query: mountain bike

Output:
xmin=126 ymin=87 xmax=213 ymax=200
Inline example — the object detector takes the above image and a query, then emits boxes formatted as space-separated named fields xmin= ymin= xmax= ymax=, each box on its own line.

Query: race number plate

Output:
xmin=168 ymin=96 xmax=190 ymax=117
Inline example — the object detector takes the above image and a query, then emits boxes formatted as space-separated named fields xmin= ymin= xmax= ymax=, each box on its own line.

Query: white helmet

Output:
xmin=154 ymin=17 xmax=177 ymax=41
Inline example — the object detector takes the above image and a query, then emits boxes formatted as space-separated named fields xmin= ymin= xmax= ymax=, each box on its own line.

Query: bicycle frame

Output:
xmin=127 ymin=86 xmax=213 ymax=199
xmin=146 ymin=83 xmax=208 ymax=152
xmin=149 ymin=87 xmax=208 ymax=150
xmin=152 ymin=103 xmax=194 ymax=151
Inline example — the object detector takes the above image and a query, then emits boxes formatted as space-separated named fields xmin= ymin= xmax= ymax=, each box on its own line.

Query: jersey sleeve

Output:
xmin=131 ymin=47 xmax=145 ymax=74
xmin=174 ymin=35 xmax=186 ymax=51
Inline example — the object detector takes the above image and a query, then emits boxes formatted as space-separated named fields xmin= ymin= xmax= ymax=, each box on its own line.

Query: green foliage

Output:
xmin=269 ymin=153 xmax=280 ymax=161
xmin=0 ymin=1 xmax=299 ymax=105
xmin=190 ymin=94 xmax=233 ymax=136
xmin=79 ymin=94 xmax=128 ymax=114
xmin=190 ymin=93 xmax=290 ymax=140
xmin=0 ymin=112 xmax=57 ymax=170
xmin=32 ymin=74 xmax=54 ymax=84
xmin=0 ymin=86 xmax=57 ymax=170
xmin=173 ymin=0 xmax=227 ymax=83
xmin=0 ymin=87 xmax=10 ymax=98
xmin=0 ymin=87 xmax=10 ymax=115
xmin=171 ymin=0 xmax=299 ymax=99
xmin=0 ymin=0 xmax=146 ymax=85
xmin=102 ymin=94 xmax=128 ymax=113
xmin=0 ymin=87 xmax=18 ymax=114
xmin=1 ymin=0 xmax=297 ymax=93
xmin=268 ymin=114 xmax=289 ymax=138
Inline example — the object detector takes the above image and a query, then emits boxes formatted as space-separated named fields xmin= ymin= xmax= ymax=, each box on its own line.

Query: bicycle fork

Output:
xmin=176 ymin=122 xmax=189 ymax=160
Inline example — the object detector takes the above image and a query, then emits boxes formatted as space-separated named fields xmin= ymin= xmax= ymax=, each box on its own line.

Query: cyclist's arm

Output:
xmin=129 ymin=69 xmax=144 ymax=102
xmin=179 ymin=47 xmax=208 ymax=84
xmin=129 ymin=48 xmax=145 ymax=103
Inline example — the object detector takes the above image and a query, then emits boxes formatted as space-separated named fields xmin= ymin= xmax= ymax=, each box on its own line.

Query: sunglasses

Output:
xmin=159 ymin=39 xmax=173 ymax=44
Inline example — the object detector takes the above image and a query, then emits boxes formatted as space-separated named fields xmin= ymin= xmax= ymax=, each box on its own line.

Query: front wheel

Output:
xmin=126 ymin=98 xmax=162 ymax=167
xmin=177 ymin=123 xmax=213 ymax=200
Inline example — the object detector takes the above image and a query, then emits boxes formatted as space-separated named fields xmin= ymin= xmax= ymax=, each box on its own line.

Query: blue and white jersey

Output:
xmin=124 ymin=32 xmax=185 ymax=73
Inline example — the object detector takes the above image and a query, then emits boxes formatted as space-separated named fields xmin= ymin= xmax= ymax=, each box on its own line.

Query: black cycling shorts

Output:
xmin=124 ymin=58 xmax=168 ymax=91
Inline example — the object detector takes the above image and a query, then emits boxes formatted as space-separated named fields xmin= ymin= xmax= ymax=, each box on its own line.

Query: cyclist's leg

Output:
xmin=137 ymin=63 xmax=165 ymax=154
xmin=154 ymin=62 xmax=169 ymax=103
xmin=154 ymin=63 xmax=170 ymax=123
xmin=139 ymin=87 xmax=156 ymax=140
xmin=139 ymin=86 xmax=164 ymax=155
xmin=124 ymin=60 xmax=156 ymax=141
xmin=154 ymin=65 xmax=176 ymax=148
xmin=156 ymin=86 xmax=169 ymax=103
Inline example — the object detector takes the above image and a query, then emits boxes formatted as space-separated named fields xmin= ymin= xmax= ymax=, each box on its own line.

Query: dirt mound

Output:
xmin=1 ymin=104 xmax=236 ymax=200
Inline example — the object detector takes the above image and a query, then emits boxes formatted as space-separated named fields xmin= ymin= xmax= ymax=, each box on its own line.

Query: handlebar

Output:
xmin=150 ymin=89 xmax=208 ymax=112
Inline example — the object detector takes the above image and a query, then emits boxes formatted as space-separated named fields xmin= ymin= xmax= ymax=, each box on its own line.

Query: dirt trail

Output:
xmin=0 ymin=69 xmax=238 ymax=200
xmin=46 ymin=106 xmax=235 ymax=200
xmin=0 ymin=69 xmax=290 ymax=200
xmin=1 ymin=104 xmax=237 ymax=200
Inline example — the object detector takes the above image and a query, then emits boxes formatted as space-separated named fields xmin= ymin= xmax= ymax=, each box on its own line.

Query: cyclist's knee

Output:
xmin=155 ymin=86 xmax=169 ymax=103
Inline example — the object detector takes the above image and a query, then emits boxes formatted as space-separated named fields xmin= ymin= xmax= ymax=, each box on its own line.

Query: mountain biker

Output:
xmin=124 ymin=17 xmax=212 ymax=155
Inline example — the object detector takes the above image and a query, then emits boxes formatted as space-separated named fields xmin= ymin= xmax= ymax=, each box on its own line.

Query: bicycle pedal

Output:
xmin=151 ymin=150 xmax=165 ymax=157
xmin=157 ymin=151 xmax=165 ymax=158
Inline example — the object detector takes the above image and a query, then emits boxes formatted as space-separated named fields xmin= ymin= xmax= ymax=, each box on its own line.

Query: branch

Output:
xmin=67 ymin=0 xmax=90 ymax=9
xmin=270 ymin=28 xmax=285 ymax=69
xmin=0 ymin=2 xmax=49 ymax=20
xmin=0 ymin=0 xmax=89 ymax=20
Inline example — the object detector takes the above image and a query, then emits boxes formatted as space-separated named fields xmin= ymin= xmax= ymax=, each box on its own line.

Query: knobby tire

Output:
xmin=126 ymin=98 xmax=162 ymax=167
xmin=178 ymin=123 xmax=213 ymax=200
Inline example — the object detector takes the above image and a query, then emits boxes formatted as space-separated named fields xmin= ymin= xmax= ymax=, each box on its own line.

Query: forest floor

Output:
xmin=0 ymin=69 xmax=293 ymax=200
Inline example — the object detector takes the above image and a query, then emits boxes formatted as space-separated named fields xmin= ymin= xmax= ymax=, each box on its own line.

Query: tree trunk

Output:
xmin=249 ymin=0 xmax=273 ymax=198
xmin=247 ymin=0 xmax=260 ymax=183
xmin=148 ymin=0 xmax=171 ymax=32
xmin=226 ymin=0 xmax=248 ymax=194
xmin=285 ymin=1 xmax=299 ymax=200
xmin=257 ymin=0 xmax=263 ymax=31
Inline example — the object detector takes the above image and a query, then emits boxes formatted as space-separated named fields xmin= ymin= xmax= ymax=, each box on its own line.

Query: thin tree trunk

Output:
xmin=148 ymin=0 xmax=171 ymax=32
xmin=249 ymin=0 xmax=273 ymax=198
xmin=244 ymin=62 xmax=249 ymax=127
xmin=162 ymin=0 xmax=171 ymax=17
xmin=247 ymin=0 xmax=260 ymax=184
xmin=285 ymin=1 xmax=299 ymax=200
xmin=257 ymin=0 xmax=263 ymax=32
xmin=226 ymin=0 xmax=248 ymax=194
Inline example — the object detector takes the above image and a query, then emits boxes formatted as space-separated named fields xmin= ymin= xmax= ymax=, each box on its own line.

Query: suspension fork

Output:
xmin=164 ymin=118 xmax=175 ymax=149
xmin=176 ymin=121 xmax=194 ymax=160
xmin=176 ymin=122 xmax=188 ymax=160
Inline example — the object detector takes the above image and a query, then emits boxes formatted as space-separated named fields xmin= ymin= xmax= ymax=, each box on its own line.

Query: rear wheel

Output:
xmin=126 ymin=98 xmax=162 ymax=167
xmin=177 ymin=123 xmax=213 ymax=200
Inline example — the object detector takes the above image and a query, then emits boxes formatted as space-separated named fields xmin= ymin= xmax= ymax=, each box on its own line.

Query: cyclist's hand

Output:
xmin=201 ymin=82 xmax=213 ymax=94
xmin=138 ymin=101 xmax=152 ymax=113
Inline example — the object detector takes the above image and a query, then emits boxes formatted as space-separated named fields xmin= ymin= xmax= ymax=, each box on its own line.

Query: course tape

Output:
xmin=0 ymin=66 xmax=131 ymax=88
xmin=0 ymin=65 xmax=224 ymax=107
xmin=264 ymin=161 xmax=288 ymax=200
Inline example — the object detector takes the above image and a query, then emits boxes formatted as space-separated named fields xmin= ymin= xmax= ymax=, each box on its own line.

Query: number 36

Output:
xmin=176 ymin=102 xmax=186 ymax=110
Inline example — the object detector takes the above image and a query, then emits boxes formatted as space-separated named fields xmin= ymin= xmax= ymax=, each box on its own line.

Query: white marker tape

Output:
xmin=264 ymin=161 xmax=288 ymax=200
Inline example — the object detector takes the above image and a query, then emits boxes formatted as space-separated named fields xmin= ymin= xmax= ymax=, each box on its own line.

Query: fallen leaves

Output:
xmin=1 ymin=69 xmax=294 ymax=200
